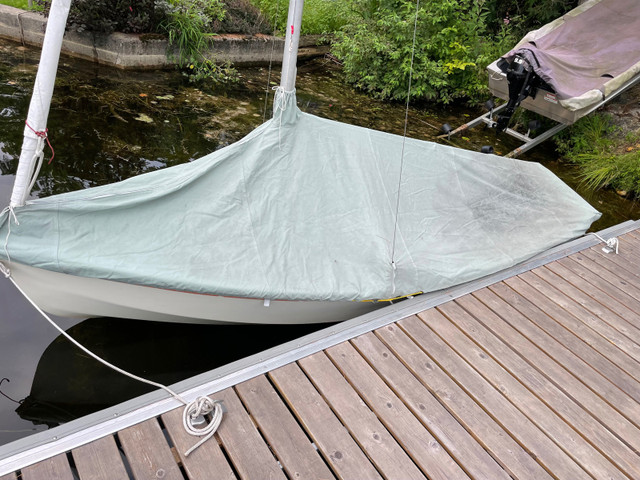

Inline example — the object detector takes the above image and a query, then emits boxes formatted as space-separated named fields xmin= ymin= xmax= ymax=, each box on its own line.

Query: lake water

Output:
xmin=1 ymin=38 xmax=639 ymax=447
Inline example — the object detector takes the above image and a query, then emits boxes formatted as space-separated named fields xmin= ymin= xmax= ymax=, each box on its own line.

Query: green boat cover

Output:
xmin=0 ymin=91 xmax=600 ymax=301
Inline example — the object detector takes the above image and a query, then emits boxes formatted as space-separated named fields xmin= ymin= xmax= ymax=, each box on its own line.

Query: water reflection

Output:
xmin=0 ymin=280 xmax=80 ymax=444
xmin=13 ymin=318 xmax=326 ymax=429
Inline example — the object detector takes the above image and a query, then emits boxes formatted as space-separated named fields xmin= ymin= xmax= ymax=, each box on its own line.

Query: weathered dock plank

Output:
xmin=20 ymin=454 xmax=74 ymax=480
xmin=571 ymin=252 xmax=640 ymax=299
xmin=214 ymin=388 xmax=287 ymax=480
xmin=161 ymin=405 xmax=236 ymax=480
xmin=545 ymin=261 xmax=640 ymax=331
xmin=235 ymin=374 xmax=335 ymax=480
xmin=374 ymin=322 xmax=556 ymax=479
xmin=490 ymin=280 xmax=640 ymax=403
xmin=325 ymin=341 xmax=471 ymax=480
xmin=72 ymin=435 xmax=129 ymax=480
xmin=299 ymin=352 xmax=427 ymax=480
xmin=118 ymin=418 xmax=183 ymax=480
xmin=430 ymin=303 xmax=640 ymax=478
xmin=518 ymin=270 xmax=640 ymax=364
xmin=558 ymin=256 xmax=640 ymax=323
xmin=582 ymin=245 xmax=640 ymax=285
xmin=622 ymin=229 xmax=640 ymax=254
xmin=350 ymin=332 xmax=517 ymax=480
xmin=455 ymin=294 xmax=640 ymax=450
xmin=532 ymin=265 xmax=640 ymax=344
xmin=504 ymin=275 xmax=640 ymax=382
xmin=472 ymin=287 xmax=640 ymax=429
xmin=270 ymin=362 xmax=383 ymax=480
xmin=397 ymin=316 xmax=592 ymax=479
xmin=0 ymin=473 xmax=16 ymax=480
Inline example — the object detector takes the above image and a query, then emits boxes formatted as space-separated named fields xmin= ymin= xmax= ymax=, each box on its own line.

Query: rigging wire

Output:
xmin=263 ymin=0 xmax=283 ymax=121
xmin=390 ymin=0 xmax=421 ymax=280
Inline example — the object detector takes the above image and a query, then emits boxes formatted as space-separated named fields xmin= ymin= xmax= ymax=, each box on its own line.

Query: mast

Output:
xmin=279 ymin=0 xmax=304 ymax=92
xmin=10 ymin=0 xmax=71 ymax=208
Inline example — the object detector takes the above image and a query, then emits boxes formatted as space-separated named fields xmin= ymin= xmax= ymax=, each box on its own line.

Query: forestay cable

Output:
xmin=263 ymin=0 xmax=283 ymax=122
xmin=390 ymin=0 xmax=421 ymax=291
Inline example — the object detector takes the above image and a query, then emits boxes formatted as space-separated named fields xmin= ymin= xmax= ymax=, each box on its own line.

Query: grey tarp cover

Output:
xmin=0 ymin=92 xmax=600 ymax=301
xmin=503 ymin=0 xmax=640 ymax=108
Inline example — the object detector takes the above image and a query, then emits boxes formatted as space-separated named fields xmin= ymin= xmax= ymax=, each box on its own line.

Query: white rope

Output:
xmin=26 ymin=136 xmax=46 ymax=197
xmin=589 ymin=232 xmax=619 ymax=254
xmin=390 ymin=0 xmax=420 ymax=289
xmin=3 ymin=270 xmax=223 ymax=456
xmin=183 ymin=397 xmax=224 ymax=457
xmin=273 ymin=86 xmax=295 ymax=148
xmin=1 ymin=206 xmax=18 ymax=266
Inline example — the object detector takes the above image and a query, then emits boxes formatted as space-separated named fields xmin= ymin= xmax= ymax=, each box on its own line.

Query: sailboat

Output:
xmin=0 ymin=0 xmax=600 ymax=324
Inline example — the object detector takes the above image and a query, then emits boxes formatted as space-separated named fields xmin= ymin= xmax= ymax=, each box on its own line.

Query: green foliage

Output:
xmin=160 ymin=0 xmax=243 ymax=86
xmin=250 ymin=0 xmax=352 ymax=34
xmin=575 ymin=150 xmax=640 ymax=195
xmin=486 ymin=0 xmax=579 ymax=33
xmin=34 ymin=0 xmax=268 ymax=35
xmin=556 ymin=113 xmax=640 ymax=197
xmin=332 ymin=0 xmax=516 ymax=104
xmin=555 ymin=113 xmax=614 ymax=156
xmin=160 ymin=0 xmax=226 ymax=65
xmin=0 ymin=0 xmax=30 ymax=9
xmin=182 ymin=58 xmax=239 ymax=84
xmin=35 ymin=0 xmax=167 ymax=33
xmin=211 ymin=0 xmax=271 ymax=34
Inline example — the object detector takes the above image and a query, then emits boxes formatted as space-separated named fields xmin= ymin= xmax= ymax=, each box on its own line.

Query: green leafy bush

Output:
xmin=36 ymin=0 xmax=167 ymax=34
xmin=250 ymin=0 xmax=352 ymax=34
xmin=332 ymin=0 xmax=515 ymax=104
xmin=34 ymin=0 xmax=270 ymax=35
xmin=486 ymin=0 xmax=579 ymax=33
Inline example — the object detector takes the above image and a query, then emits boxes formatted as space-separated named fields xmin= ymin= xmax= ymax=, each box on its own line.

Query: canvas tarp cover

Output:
xmin=0 ymin=92 xmax=600 ymax=301
xmin=502 ymin=0 xmax=640 ymax=111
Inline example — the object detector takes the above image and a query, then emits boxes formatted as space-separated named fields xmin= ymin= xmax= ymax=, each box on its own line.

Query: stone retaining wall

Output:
xmin=0 ymin=5 xmax=328 ymax=69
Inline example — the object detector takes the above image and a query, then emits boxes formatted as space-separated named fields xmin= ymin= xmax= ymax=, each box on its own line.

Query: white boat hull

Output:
xmin=5 ymin=262 xmax=384 ymax=325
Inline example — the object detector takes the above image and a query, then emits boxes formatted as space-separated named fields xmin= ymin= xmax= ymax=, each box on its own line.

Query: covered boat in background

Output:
xmin=493 ymin=0 xmax=640 ymax=125
xmin=446 ymin=0 xmax=640 ymax=157
xmin=0 ymin=0 xmax=600 ymax=324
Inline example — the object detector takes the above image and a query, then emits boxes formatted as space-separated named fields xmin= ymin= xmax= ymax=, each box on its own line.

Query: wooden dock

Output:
xmin=1 ymin=221 xmax=639 ymax=479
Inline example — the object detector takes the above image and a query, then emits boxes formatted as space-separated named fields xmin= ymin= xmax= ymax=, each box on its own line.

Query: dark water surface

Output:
xmin=1 ymin=38 xmax=638 ymax=447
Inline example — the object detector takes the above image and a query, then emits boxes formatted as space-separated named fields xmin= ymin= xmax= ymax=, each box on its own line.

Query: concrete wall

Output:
xmin=0 ymin=5 xmax=328 ymax=69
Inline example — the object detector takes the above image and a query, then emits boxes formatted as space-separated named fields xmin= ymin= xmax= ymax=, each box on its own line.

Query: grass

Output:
xmin=0 ymin=0 xmax=31 ymax=9
xmin=556 ymin=113 xmax=640 ymax=197
xmin=249 ymin=0 xmax=351 ymax=35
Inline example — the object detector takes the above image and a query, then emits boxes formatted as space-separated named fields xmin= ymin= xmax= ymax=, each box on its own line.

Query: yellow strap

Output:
xmin=362 ymin=291 xmax=423 ymax=303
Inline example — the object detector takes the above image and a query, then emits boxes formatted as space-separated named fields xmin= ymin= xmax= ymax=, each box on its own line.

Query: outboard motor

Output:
xmin=496 ymin=55 xmax=537 ymax=132
xmin=495 ymin=53 xmax=550 ymax=132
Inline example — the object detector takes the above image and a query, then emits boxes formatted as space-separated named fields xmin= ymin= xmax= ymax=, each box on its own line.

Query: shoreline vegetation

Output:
xmin=2 ymin=0 xmax=639 ymax=198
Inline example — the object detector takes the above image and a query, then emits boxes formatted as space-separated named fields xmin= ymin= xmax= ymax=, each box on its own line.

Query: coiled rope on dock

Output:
xmin=1 ymin=268 xmax=223 ymax=457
